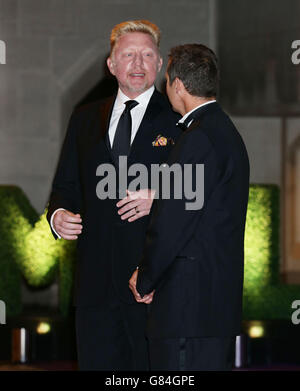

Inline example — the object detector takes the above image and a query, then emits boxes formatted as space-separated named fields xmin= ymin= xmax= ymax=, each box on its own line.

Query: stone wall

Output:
xmin=0 ymin=0 xmax=214 ymax=213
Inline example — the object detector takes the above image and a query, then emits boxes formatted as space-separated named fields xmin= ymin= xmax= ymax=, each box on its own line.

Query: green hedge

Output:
xmin=0 ymin=186 xmax=38 ymax=316
xmin=0 ymin=184 xmax=299 ymax=319
xmin=243 ymin=184 xmax=300 ymax=319
xmin=0 ymin=185 xmax=76 ymax=316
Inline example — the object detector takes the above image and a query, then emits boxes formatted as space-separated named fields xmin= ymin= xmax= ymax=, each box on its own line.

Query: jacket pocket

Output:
xmin=175 ymin=255 xmax=196 ymax=261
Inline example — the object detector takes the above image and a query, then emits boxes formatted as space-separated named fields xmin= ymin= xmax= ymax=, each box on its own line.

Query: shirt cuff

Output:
xmin=50 ymin=208 xmax=65 ymax=239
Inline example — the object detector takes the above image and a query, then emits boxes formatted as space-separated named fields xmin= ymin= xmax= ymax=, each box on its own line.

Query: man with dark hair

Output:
xmin=47 ymin=20 xmax=180 ymax=371
xmin=130 ymin=44 xmax=250 ymax=371
xmin=166 ymin=44 xmax=219 ymax=97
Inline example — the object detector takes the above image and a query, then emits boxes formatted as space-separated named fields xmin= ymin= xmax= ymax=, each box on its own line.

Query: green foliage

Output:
xmin=244 ymin=185 xmax=279 ymax=291
xmin=16 ymin=211 xmax=58 ymax=287
xmin=0 ymin=186 xmax=38 ymax=316
xmin=243 ymin=285 xmax=300 ymax=320
xmin=243 ymin=184 xmax=300 ymax=319
xmin=0 ymin=185 xmax=76 ymax=316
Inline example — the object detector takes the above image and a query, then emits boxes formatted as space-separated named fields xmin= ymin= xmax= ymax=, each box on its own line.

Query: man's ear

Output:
xmin=175 ymin=78 xmax=185 ymax=95
xmin=174 ymin=78 xmax=180 ymax=93
xmin=157 ymin=56 xmax=163 ymax=72
xmin=107 ymin=57 xmax=115 ymax=76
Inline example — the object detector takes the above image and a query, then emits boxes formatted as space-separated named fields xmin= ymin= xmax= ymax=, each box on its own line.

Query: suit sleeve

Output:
xmin=136 ymin=130 xmax=219 ymax=295
xmin=46 ymin=111 xmax=82 ymax=238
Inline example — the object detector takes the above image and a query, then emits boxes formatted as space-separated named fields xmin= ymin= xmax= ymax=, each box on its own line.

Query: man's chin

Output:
xmin=128 ymin=82 xmax=150 ymax=95
xmin=120 ymin=81 xmax=153 ymax=98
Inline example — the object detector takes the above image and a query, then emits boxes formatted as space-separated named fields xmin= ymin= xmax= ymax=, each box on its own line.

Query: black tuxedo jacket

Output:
xmin=47 ymin=89 xmax=181 ymax=306
xmin=136 ymin=102 xmax=250 ymax=338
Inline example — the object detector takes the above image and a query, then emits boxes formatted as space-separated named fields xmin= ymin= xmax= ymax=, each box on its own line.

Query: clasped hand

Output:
xmin=129 ymin=269 xmax=155 ymax=304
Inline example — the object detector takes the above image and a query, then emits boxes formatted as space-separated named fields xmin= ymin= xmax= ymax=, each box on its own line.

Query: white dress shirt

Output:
xmin=51 ymin=86 xmax=155 ymax=238
xmin=109 ymin=85 xmax=155 ymax=146
xmin=178 ymin=99 xmax=216 ymax=127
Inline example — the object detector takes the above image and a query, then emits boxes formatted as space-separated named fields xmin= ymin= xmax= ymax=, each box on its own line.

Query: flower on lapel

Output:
xmin=152 ymin=134 xmax=175 ymax=147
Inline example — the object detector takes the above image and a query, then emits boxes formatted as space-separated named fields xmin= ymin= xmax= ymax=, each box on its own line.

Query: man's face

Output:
xmin=165 ymin=72 xmax=181 ymax=114
xmin=107 ymin=32 xmax=162 ymax=98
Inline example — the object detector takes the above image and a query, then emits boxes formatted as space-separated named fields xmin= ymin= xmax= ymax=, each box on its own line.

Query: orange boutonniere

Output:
xmin=152 ymin=134 xmax=175 ymax=147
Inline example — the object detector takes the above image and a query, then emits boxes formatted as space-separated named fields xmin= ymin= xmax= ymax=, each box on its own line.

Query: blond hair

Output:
xmin=110 ymin=20 xmax=161 ymax=55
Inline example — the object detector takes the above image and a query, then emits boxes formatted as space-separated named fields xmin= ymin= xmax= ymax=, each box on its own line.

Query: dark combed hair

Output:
xmin=167 ymin=44 xmax=219 ymax=97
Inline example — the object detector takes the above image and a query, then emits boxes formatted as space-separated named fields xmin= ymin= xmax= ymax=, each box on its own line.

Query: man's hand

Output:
xmin=129 ymin=269 xmax=154 ymax=304
xmin=117 ymin=189 xmax=155 ymax=222
xmin=53 ymin=210 xmax=82 ymax=240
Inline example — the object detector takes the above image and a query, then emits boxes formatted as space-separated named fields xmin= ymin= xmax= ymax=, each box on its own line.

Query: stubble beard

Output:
xmin=123 ymin=78 xmax=150 ymax=96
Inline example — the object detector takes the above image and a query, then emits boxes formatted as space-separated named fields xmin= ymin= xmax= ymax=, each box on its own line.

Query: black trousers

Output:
xmin=75 ymin=286 xmax=149 ymax=371
xmin=148 ymin=336 xmax=236 ymax=371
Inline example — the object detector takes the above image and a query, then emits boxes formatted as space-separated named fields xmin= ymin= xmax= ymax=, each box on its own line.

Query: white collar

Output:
xmin=115 ymin=85 xmax=155 ymax=109
xmin=179 ymin=100 xmax=216 ymax=123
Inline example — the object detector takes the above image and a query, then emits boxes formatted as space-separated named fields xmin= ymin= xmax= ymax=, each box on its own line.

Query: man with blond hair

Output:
xmin=47 ymin=20 xmax=180 ymax=370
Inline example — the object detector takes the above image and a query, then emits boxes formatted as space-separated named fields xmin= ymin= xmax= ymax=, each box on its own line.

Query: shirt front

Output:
xmin=108 ymin=85 xmax=155 ymax=147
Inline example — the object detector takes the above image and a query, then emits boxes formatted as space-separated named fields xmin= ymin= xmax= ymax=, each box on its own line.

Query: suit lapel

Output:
xmin=98 ymin=95 xmax=116 ymax=158
xmin=129 ymin=89 xmax=164 ymax=160
xmin=187 ymin=102 xmax=220 ymax=130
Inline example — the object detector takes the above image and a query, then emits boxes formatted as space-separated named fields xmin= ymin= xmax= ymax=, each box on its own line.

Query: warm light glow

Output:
xmin=36 ymin=322 xmax=51 ymax=334
xmin=248 ymin=324 xmax=265 ymax=338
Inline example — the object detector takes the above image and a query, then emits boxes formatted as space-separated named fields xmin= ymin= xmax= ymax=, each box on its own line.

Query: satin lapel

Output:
xmin=129 ymin=90 xmax=164 ymax=159
xmin=99 ymin=95 xmax=116 ymax=154
xmin=187 ymin=102 xmax=220 ymax=130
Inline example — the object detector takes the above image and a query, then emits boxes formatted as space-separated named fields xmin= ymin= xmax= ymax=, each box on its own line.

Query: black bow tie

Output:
xmin=176 ymin=109 xmax=200 ymax=131
xmin=176 ymin=121 xmax=188 ymax=131
xmin=176 ymin=115 xmax=194 ymax=131
xmin=176 ymin=103 xmax=216 ymax=131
